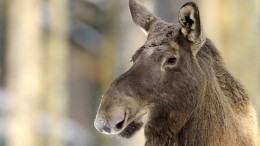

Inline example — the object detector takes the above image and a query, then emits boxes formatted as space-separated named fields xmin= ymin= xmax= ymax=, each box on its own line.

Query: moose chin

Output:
xmin=94 ymin=0 xmax=259 ymax=145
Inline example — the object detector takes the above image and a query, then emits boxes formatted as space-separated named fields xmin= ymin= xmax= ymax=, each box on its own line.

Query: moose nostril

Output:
xmin=115 ymin=112 xmax=126 ymax=130
xmin=115 ymin=119 xmax=124 ymax=130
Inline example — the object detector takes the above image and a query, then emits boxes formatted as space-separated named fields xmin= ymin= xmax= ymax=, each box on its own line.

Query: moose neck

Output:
xmin=176 ymin=39 xmax=248 ymax=146
xmin=176 ymin=76 xmax=236 ymax=145
xmin=143 ymin=76 xmax=236 ymax=146
xmin=202 ymin=40 xmax=250 ymax=107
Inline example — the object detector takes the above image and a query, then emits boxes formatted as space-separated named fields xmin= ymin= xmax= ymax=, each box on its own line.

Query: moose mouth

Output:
xmin=119 ymin=121 xmax=143 ymax=138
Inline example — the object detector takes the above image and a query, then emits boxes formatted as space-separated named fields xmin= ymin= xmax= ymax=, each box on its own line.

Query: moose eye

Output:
xmin=167 ymin=57 xmax=176 ymax=64
xmin=162 ymin=56 xmax=178 ymax=71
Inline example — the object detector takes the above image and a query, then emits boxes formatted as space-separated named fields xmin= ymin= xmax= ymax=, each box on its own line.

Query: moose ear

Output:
xmin=178 ymin=2 xmax=205 ymax=55
xmin=129 ymin=0 xmax=159 ymax=34
xmin=178 ymin=2 xmax=201 ymax=42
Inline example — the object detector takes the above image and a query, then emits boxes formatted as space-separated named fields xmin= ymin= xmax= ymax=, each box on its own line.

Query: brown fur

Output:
xmin=94 ymin=1 xmax=259 ymax=145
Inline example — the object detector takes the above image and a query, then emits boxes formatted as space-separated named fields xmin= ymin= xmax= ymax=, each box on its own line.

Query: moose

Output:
xmin=94 ymin=0 xmax=259 ymax=145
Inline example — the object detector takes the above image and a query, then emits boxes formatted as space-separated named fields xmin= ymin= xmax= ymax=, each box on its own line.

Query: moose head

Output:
xmin=94 ymin=0 xmax=260 ymax=145
xmin=94 ymin=0 xmax=207 ymax=138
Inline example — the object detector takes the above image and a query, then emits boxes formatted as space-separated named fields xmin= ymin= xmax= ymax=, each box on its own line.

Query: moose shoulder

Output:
xmin=94 ymin=0 xmax=259 ymax=145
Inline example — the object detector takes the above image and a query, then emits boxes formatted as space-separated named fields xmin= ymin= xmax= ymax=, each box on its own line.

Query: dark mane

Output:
xmin=199 ymin=39 xmax=250 ymax=107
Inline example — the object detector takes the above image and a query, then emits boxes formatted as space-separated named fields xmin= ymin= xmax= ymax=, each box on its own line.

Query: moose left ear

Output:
xmin=178 ymin=2 xmax=205 ymax=55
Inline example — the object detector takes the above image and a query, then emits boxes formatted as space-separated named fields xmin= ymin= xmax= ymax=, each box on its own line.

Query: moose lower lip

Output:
xmin=118 ymin=120 xmax=144 ymax=138
xmin=110 ymin=109 xmax=148 ymax=135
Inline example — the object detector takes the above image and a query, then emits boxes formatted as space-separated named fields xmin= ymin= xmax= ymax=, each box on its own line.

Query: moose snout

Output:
xmin=94 ymin=118 xmax=111 ymax=133
xmin=94 ymin=117 xmax=110 ymax=133
xmin=94 ymin=113 xmax=126 ymax=135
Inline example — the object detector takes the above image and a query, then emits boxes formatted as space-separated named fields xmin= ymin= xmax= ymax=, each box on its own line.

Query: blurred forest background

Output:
xmin=0 ymin=0 xmax=259 ymax=146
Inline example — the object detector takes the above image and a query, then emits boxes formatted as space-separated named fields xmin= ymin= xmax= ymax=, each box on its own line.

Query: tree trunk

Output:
xmin=6 ymin=0 xmax=43 ymax=146
xmin=44 ymin=0 xmax=69 ymax=146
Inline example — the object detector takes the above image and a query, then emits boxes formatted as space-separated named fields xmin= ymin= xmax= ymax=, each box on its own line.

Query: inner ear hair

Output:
xmin=179 ymin=2 xmax=205 ymax=56
xmin=179 ymin=2 xmax=201 ymax=42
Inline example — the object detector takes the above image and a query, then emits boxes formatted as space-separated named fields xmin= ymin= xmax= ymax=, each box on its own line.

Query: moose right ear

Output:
xmin=178 ymin=2 xmax=206 ymax=56
xmin=129 ymin=0 xmax=159 ymax=34
xmin=178 ymin=2 xmax=201 ymax=42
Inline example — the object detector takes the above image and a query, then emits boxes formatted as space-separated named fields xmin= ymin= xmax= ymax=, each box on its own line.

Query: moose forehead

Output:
xmin=132 ymin=24 xmax=180 ymax=62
